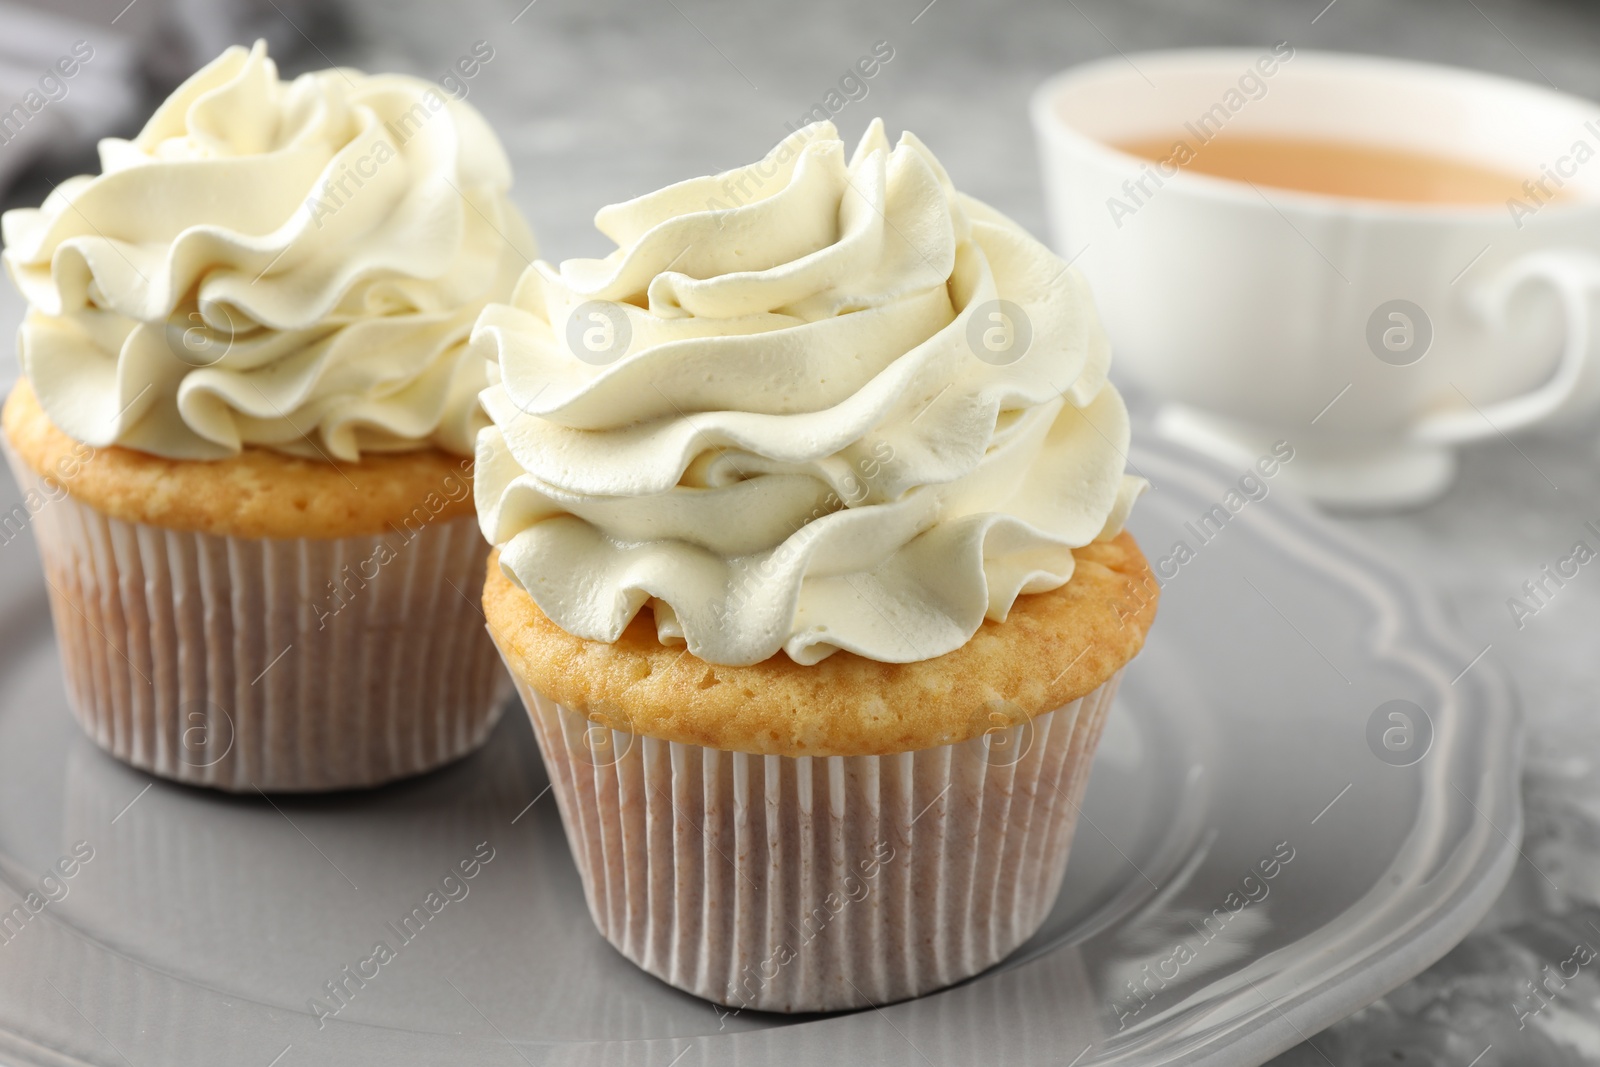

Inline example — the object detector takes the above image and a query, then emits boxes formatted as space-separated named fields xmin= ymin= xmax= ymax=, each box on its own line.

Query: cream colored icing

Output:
xmin=476 ymin=119 xmax=1142 ymax=665
xmin=3 ymin=40 xmax=534 ymax=461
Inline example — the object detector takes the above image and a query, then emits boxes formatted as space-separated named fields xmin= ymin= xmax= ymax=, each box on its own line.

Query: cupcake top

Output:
xmin=2 ymin=40 xmax=534 ymax=462
xmin=485 ymin=534 xmax=1156 ymax=755
xmin=476 ymin=120 xmax=1142 ymax=667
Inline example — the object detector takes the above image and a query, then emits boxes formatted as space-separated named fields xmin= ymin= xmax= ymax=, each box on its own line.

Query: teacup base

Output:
xmin=1155 ymin=404 xmax=1457 ymax=512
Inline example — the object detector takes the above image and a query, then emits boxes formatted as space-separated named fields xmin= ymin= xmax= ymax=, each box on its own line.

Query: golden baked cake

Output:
xmin=485 ymin=532 xmax=1156 ymax=756
xmin=5 ymin=379 xmax=476 ymax=540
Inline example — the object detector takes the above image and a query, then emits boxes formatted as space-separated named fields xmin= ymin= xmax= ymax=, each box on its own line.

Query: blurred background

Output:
xmin=5 ymin=0 xmax=1600 ymax=1061
xmin=7 ymin=0 xmax=1600 ymax=264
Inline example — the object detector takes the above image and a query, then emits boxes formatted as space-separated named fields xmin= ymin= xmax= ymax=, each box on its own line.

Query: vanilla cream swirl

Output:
xmin=2 ymin=40 xmax=534 ymax=461
xmin=476 ymin=120 xmax=1142 ymax=666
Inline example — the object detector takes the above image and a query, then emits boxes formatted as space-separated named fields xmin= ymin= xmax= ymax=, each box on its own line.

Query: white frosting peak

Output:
xmin=476 ymin=120 xmax=1141 ymax=666
xmin=3 ymin=40 xmax=535 ymax=460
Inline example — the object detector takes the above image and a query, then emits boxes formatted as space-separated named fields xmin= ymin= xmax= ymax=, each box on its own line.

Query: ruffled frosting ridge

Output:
xmin=476 ymin=119 xmax=1142 ymax=666
xmin=3 ymin=39 xmax=535 ymax=460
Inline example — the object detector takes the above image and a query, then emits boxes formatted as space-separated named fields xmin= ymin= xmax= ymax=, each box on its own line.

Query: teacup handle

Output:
xmin=1412 ymin=248 xmax=1600 ymax=445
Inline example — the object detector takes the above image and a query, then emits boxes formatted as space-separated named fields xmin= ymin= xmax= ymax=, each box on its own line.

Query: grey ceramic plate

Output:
xmin=0 ymin=434 xmax=1520 ymax=1067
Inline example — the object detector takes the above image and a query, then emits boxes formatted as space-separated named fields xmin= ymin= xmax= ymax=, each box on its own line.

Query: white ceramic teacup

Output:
xmin=1032 ymin=48 xmax=1600 ymax=507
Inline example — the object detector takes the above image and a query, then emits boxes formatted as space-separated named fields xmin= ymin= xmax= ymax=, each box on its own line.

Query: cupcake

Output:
xmin=0 ymin=41 xmax=535 ymax=791
xmin=475 ymin=119 xmax=1156 ymax=1011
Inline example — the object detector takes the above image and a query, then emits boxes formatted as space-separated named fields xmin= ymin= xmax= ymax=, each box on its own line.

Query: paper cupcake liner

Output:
xmin=502 ymin=652 xmax=1118 ymax=1013
xmin=7 ymin=453 xmax=509 ymax=792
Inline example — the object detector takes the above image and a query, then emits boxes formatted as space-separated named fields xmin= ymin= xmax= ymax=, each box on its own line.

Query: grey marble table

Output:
xmin=5 ymin=0 xmax=1600 ymax=1061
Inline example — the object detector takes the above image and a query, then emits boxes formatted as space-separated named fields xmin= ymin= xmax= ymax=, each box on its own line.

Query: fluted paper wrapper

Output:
xmin=7 ymin=454 xmax=508 ymax=792
xmin=502 ymin=649 xmax=1118 ymax=1013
